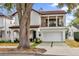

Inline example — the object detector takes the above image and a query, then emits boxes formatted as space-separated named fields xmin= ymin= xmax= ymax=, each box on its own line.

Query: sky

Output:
xmin=0 ymin=3 xmax=75 ymax=26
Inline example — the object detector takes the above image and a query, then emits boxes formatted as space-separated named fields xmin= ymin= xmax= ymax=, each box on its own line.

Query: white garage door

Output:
xmin=42 ymin=31 xmax=63 ymax=41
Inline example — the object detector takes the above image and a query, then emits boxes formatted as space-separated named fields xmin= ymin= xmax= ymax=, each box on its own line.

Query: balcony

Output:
xmin=41 ymin=16 xmax=64 ymax=27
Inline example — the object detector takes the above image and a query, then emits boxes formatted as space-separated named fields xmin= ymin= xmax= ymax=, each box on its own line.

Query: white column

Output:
xmin=56 ymin=16 xmax=58 ymax=27
xmin=48 ymin=16 xmax=49 ymax=27
xmin=63 ymin=31 xmax=65 ymax=41
xmin=36 ymin=30 xmax=39 ymax=38
xmin=4 ymin=18 xmax=7 ymax=40
xmin=71 ymin=30 xmax=74 ymax=40
xmin=63 ymin=15 xmax=66 ymax=26
xmin=10 ymin=30 xmax=14 ymax=42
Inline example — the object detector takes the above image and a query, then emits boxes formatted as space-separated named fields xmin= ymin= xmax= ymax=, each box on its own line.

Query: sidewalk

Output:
xmin=0 ymin=46 xmax=17 ymax=48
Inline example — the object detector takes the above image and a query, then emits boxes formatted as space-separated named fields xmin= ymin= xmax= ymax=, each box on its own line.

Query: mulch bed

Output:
xmin=0 ymin=48 xmax=46 ymax=54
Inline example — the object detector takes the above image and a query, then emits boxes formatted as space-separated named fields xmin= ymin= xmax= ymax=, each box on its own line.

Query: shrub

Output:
xmin=6 ymin=40 xmax=11 ymax=43
xmin=34 ymin=38 xmax=42 ymax=43
xmin=0 ymin=40 xmax=5 ymax=43
xmin=0 ymin=40 xmax=12 ymax=43
xmin=14 ymin=38 xmax=19 ymax=43
xmin=30 ymin=38 xmax=33 ymax=42
xmin=74 ymin=32 xmax=79 ymax=42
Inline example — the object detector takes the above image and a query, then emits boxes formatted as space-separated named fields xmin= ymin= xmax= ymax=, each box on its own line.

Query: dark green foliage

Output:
xmin=0 ymin=39 xmax=19 ymax=43
xmin=14 ymin=38 xmax=19 ymax=43
xmin=30 ymin=38 xmax=42 ymax=43
xmin=65 ymin=29 xmax=69 ymax=39
xmin=0 ymin=40 xmax=11 ymax=43
xmin=34 ymin=38 xmax=42 ymax=43
xmin=74 ymin=32 xmax=79 ymax=42
xmin=31 ymin=38 xmax=42 ymax=48
xmin=30 ymin=38 xmax=33 ymax=42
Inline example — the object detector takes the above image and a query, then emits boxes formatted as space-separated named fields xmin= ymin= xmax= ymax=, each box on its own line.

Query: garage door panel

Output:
xmin=42 ymin=31 xmax=63 ymax=41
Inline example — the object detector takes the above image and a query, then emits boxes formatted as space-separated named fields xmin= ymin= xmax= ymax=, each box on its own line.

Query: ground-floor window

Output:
xmin=0 ymin=30 xmax=5 ymax=38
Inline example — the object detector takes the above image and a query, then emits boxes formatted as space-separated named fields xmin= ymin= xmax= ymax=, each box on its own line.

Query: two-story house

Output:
xmin=9 ymin=9 xmax=67 ymax=42
xmin=0 ymin=12 xmax=14 ymax=40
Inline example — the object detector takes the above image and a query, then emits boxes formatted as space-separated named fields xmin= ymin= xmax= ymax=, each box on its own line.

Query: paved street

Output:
xmin=36 ymin=42 xmax=79 ymax=56
xmin=1 ymin=42 xmax=79 ymax=56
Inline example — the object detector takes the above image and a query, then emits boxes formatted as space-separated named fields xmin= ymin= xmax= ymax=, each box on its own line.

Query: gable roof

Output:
xmin=39 ymin=10 xmax=66 ymax=15
xmin=11 ymin=12 xmax=18 ymax=16
xmin=0 ymin=12 xmax=6 ymax=17
xmin=11 ymin=9 xmax=66 ymax=17
xmin=11 ymin=9 xmax=40 ymax=17
xmin=0 ymin=12 xmax=11 ymax=19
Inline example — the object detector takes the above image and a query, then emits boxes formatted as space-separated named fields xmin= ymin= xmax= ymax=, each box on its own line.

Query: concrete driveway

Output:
xmin=36 ymin=42 xmax=79 ymax=56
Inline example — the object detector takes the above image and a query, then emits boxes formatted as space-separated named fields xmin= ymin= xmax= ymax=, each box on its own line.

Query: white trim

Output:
xmin=63 ymin=14 xmax=66 ymax=26
xmin=56 ymin=16 xmax=58 ymax=27
xmin=63 ymin=31 xmax=65 ymax=41
xmin=41 ymin=30 xmax=65 ymax=32
xmin=48 ymin=16 xmax=49 ymax=27
xmin=40 ymin=27 xmax=67 ymax=29
xmin=41 ymin=14 xmax=65 ymax=16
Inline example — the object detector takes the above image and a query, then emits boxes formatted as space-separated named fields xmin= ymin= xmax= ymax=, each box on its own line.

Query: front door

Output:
xmin=33 ymin=31 xmax=36 ymax=40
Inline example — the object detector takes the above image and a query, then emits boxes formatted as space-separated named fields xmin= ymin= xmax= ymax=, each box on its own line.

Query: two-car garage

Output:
xmin=42 ymin=31 xmax=63 ymax=41
xmin=40 ymin=28 xmax=66 ymax=42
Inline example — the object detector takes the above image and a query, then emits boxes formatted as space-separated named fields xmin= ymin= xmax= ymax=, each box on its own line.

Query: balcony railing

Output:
xmin=41 ymin=16 xmax=64 ymax=27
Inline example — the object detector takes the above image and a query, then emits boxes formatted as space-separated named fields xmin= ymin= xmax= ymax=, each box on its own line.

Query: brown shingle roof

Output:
xmin=11 ymin=9 xmax=40 ymax=17
xmin=39 ymin=10 xmax=66 ymax=15
xmin=11 ymin=10 xmax=66 ymax=17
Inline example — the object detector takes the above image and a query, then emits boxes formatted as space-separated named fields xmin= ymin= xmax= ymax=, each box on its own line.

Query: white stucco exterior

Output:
xmin=30 ymin=10 xmax=41 ymax=25
xmin=68 ymin=26 xmax=79 ymax=40
xmin=0 ymin=16 xmax=14 ymax=40
xmin=12 ymin=14 xmax=19 ymax=25
xmin=0 ymin=9 xmax=67 ymax=42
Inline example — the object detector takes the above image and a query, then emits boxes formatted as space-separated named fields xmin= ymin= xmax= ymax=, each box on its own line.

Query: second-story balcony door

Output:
xmin=49 ymin=16 xmax=56 ymax=27
xmin=41 ymin=17 xmax=48 ymax=27
xmin=49 ymin=19 xmax=56 ymax=27
xmin=57 ymin=16 xmax=63 ymax=27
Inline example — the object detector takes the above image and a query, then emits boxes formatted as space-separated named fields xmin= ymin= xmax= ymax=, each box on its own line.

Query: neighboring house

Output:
xmin=68 ymin=24 xmax=79 ymax=40
xmin=0 ymin=12 xmax=14 ymax=40
xmin=9 ymin=9 xmax=67 ymax=42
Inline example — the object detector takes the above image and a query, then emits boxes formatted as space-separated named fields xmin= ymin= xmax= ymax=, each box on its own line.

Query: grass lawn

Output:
xmin=0 ymin=43 xmax=19 ymax=46
xmin=65 ymin=39 xmax=79 ymax=48
xmin=31 ymin=42 xmax=41 ymax=48
xmin=0 ymin=42 xmax=46 ymax=54
xmin=0 ymin=42 xmax=41 ymax=48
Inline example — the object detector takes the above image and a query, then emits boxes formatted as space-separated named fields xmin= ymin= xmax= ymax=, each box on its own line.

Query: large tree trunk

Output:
xmin=16 ymin=3 xmax=33 ymax=49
